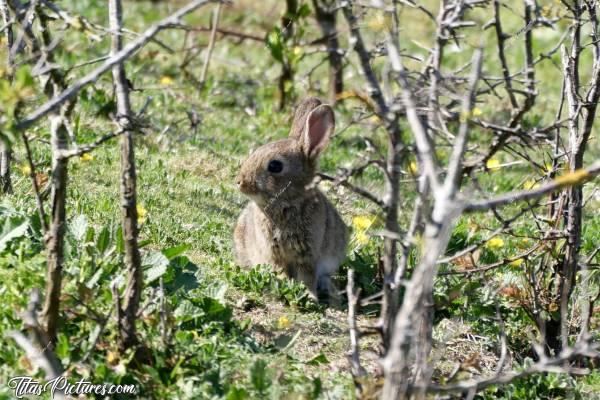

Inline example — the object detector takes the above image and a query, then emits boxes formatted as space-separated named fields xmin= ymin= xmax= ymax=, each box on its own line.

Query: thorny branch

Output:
xmin=334 ymin=0 xmax=600 ymax=398
xmin=17 ymin=0 xmax=220 ymax=131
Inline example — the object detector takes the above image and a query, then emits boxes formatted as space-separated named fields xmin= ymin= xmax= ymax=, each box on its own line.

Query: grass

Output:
xmin=0 ymin=0 xmax=599 ymax=399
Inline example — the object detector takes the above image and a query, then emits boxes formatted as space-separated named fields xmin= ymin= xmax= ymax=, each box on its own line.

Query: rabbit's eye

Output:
xmin=267 ymin=160 xmax=284 ymax=173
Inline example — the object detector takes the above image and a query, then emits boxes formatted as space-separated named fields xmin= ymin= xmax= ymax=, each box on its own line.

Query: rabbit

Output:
xmin=234 ymin=97 xmax=348 ymax=300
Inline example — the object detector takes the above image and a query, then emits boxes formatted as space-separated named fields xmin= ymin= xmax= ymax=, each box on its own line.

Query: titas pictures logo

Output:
xmin=8 ymin=376 xmax=137 ymax=398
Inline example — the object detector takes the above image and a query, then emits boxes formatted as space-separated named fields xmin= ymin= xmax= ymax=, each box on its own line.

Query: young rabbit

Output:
xmin=234 ymin=97 xmax=348 ymax=299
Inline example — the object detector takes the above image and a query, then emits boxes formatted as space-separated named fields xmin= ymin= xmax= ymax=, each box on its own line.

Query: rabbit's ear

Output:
xmin=301 ymin=104 xmax=335 ymax=159
xmin=290 ymin=97 xmax=323 ymax=139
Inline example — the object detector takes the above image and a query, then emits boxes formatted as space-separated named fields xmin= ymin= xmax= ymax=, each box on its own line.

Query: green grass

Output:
xmin=0 ymin=0 xmax=599 ymax=399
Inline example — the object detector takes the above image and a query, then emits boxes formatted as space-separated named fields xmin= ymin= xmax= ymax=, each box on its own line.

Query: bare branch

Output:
xmin=419 ymin=340 xmax=600 ymax=394
xmin=346 ymin=269 xmax=366 ymax=388
xmin=17 ymin=0 xmax=219 ymax=131
xmin=199 ymin=1 xmax=222 ymax=86
xmin=465 ymin=161 xmax=600 ymax=212
xmin=317 ymin=172 xmax=384 ymax=207
xmin=444 ymin=49 xmax=483 ymax=197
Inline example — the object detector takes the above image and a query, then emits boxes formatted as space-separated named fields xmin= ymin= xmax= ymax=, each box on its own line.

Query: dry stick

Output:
xmin=382 ymin=15 xmax=485 ymax=397
xmin=199 ymin=1 xmax=222 ymax=86
xmin=8 ymin=0 xmax=39 ymax=60
xmin=382 ymin=201 xmax=464 ymax=400
xmin=0 ymin=0 xmax=12 ymax=194
xmin=559 ymin=16 xmax=582 ymax=352
xmin=30 ymin=2 xmax=76 ymax=346
xmin=40 ymin=0 xmax=104 ymax=40
xmin=159 ymin=277 xmax=169 ymax=347
xmin=173 ymin=24 xmax=264 ymax=42
xmin=340 ymin=0 xmax=404 ymax=353
xmin=579 ymin=13 xmax=600 ymax=329
xmin=425 ymin=1 xmax=448 ymax=139
xmin=339 ymin=1 xmax=390 ymax=119
xmin=0 ymin=139 xmax=10 ymax=194
xmin=17 ymin=0 xmax=218 ymax=131
xmin=493 ymin=0 xmax=518 ymax=108
xmin=111 ymin=282 xmax=121 ymax=343
xmin=386 ymin=33 xmax=440 ymax=191
xmin=278 ymin=0 xmax=299 ymax=110
xmin=464 ymin=160 xmax=600 ymax=211
xmin=312 ymin=0 xmax=343 ymax=104
xmin=6 ymin=290 xmax=64 ymax=399
xmin=109 ymin=0 xmax=143 ymax=351
xmin=422 ymin=46 xmax=485 ymax=395
xmin=560 ymin=0 xmax=600 ymax=350
xmin=13 ymin=1 xmax=214 ymax=341
xmin=0 ymin=0 xmax=12 ymax=58
xmin=438 ymin=211 xmax=522 ymax=265
xmin=414 ymin=340 xmax=600 ymax=395
xmin=346 ymin=269 xmax=366 ymax=385
xmin=444 ymin=49 xmax=484 ymax=196
xmin=317 ymin=172 xmax=384 ymax=207
xmin=57 ymin=128 xmax=125 ymax=159
xmin=81 ymin=307 xmax=113 ymax=363
xmin=439 ymin=238 xmax=543 ymax=277
xmin=22 ymin=134 xmax=49 ymax=232
xmin=394 ymin=0 xmax=441 ymax=288
xmin=467 ymin=3 xmax=538 ymax=173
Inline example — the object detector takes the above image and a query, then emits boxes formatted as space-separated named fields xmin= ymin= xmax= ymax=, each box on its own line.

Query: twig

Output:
xmin=111 ymin=282 xmax=121 ymax=343
xmin=172 ymin=24 xmax=264 ymax=42
xmin=346 ymin=269 xmax=366 ymax=382
xmin=17 ymin=0 xmax=219 ymax=131
xmin=159 ymin=277 xmax=169 ymax=347
xmin=199 ymin=1 xmax=222 ymax=86
xmin=57 ymin=129 xmax=125 ymax=159
xmin=5 ymin=290 xmax=64 ymax=398
xmin=0 ymin=0 xmax=12 ymax=194
xmin=444 ymin=49 xmax=483 ymax=197
xmin=417 ymin=340 xmax=600 ymax=394
xmin=317 ymin=172 xmax=384 ymax=207
xmin=22 ymin=133 xmax=49 ymax=232
xmin=464 ymin=161 xmax=600 ymax=212
xmin=109 ymin=0 xmax=143 ymax=351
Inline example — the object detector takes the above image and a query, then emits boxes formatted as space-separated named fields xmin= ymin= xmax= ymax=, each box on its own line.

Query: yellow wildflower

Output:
xmin=80 ymin=152 xmax=93 ymax=162
xmin=486 ymin=237 xmax=505 ymax=249
xmin=523 ymin=179 xmax=540 ymax=190
xmin=509 ymin=258 xmax=524 ymax=267
xmin=355 ymin=231 xmax=369 ymax=245
xmin=159 ymin=75 xmax=174 ymax=85
xmin=408 ymin=161 xmax=418 ymax=174
xmin=136 ymin=204 xmax=147 ymax=223
xmin=486 ymin=159 xmax=501 ymax=171
xmin=353 ymin=215 xmax=376 ymax=231
xmin=20 ymin=164 xmax=31 ymax=175
xmin=106 ymin=351 xmax=119 ymax=365
xmin=277 ymin=316 xmax=292 ymax=330
xmin=472 ymin=107 xmax=483 ymax=117
xmin=548 ymin=302 xmax=559 ymax=312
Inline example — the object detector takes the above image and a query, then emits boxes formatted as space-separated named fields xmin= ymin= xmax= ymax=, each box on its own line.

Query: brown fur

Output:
xmin=234 ymin=98 xmax=348 ymax=298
